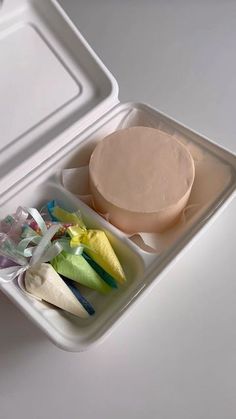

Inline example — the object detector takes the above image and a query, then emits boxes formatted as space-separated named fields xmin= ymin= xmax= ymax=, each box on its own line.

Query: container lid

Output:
xmin=0 ymin=0 xmax=119 ymax=194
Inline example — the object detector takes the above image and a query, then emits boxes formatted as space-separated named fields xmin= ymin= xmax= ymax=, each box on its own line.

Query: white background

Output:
xmin=1 ymin=1 xmax=236 ymax=418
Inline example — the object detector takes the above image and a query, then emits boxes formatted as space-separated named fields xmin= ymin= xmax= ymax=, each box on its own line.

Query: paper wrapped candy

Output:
xmin=0 ymin=201 xmax=127 ymax=319
xmin=51 ymin=251 xmax=111 ymax=294
xmin=83 ymin=253 xmax=117 ymax=289
xmin=25 ymin=263 xmax=89 ymax=318
xmin=61 ymin=275 xmax=95 ymax=315
xmin=50 ymin=204 xmax=86 ymax=227
xmin=24 ymin=204 xmax=113 ymax=293
xmin=69 ymin=226 xmax=126 ymax=284
xmin=50 ymin=204 xmax=126 ymax=284
xmin=0 ymin=208 xmax=95 ymax=318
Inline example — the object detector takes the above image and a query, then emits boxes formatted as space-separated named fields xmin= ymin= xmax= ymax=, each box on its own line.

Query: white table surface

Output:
xmin=1 ymin=1 xmax=236 ymax=418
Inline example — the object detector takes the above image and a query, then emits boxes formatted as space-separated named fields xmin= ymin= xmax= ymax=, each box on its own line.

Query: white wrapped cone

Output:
xmin=24 ymin=263 xmax=89 ymax=318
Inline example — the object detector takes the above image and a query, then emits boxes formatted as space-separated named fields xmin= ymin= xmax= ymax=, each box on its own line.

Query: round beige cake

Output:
xmin=89 ymin=126 xmax=195 ymax=233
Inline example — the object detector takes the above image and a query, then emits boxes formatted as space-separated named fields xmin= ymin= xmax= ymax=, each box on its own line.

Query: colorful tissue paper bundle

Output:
xmin=0 ymin=201 xmax=126 ymax=319
xmin=50 ymin=203 xmax=126 ymax=284
xmin=51 ymin=251 xmax=112 ymax=294
xmin=0 ymin=211 xmax=93 ymax=318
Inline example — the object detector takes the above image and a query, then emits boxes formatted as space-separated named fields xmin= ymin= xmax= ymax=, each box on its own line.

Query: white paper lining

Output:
xmin=62 ymin=108 xmax=232 ymax=253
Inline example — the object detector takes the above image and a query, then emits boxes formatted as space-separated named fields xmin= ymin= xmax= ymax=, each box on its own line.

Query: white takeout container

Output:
xmin=0 ymin=0 xmax=236 ymax=352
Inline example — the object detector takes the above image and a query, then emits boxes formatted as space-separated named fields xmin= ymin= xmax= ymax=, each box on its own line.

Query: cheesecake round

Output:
xmin=89 ymin=126 xmax=195 ymax=233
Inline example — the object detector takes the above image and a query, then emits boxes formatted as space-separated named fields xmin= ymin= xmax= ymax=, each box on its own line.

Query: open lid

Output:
xmin=0 ymin=0 xmax=119 ymax=194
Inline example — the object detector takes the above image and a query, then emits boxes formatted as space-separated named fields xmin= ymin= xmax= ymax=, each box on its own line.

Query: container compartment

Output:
xmin=1 ymin=102 xmax=236 ymax=350
xmin=0 ymin=180 xmax=145 ymax=351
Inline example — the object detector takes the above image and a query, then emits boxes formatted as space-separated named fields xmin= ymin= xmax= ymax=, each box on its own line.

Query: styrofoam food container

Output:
xmin=0 ymin=0 xmax=235 ymax=351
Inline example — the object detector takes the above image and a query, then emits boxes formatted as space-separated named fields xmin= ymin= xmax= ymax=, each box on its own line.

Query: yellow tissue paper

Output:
xmin=51 ymin=205 xmax=126 ymax=284
xmin=68 ymin=226 xmax=126 ymax=284
xmin=52 ymin=206 xmax=86 ymax=228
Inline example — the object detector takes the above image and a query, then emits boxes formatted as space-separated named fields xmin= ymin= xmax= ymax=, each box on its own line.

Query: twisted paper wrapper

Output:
xmin=0 ymin=206 xmax=97 ymax=317
xmin=0 ymin=203 xmax=125 ymax=297
xmin=51 ymin=251 xmax=112 ymax=294
xmin=51 ymin=205 xmax=126 ymax=284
